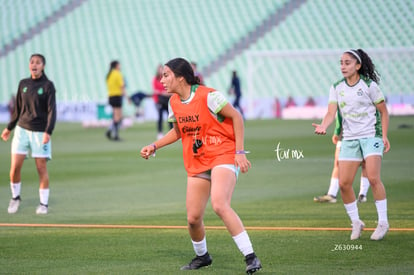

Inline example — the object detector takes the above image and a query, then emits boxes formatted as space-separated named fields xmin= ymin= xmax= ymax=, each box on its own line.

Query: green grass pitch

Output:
xmin=0 ymin=116 xmax=413 ymax=274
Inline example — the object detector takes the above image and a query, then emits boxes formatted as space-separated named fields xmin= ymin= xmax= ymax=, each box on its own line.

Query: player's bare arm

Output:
xmin=218 ymin=103 xmax=251 ymax=173
xmin=313 ymin=103 xmax=338 ymax=135
xmin=141 ymin=123 xmax=181 ymax=159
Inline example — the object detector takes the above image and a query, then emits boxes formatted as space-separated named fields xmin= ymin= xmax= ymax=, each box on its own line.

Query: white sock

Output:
xmin=232 ymin=231 xmax=254 ymax=256
xmin=10 ymin=182 xmax=21 ymax=199
xmin=375 ymin=199 xmax=388 ymax=224
xmin=39 ymin=189 xmax=50 ymax=206
xmin=344 ymin=201 xmax=360 ymax=222
xmin=359 ymin=177 xmax=370 ymax=196
xmin=327 ymin=178 xmax=339 ymax=197
xmin=192 ymin=237 xmax=207 ymax=256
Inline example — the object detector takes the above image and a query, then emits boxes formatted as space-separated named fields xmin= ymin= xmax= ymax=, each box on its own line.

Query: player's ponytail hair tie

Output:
xmin=345 ymin=49 xmax=362 ymax=64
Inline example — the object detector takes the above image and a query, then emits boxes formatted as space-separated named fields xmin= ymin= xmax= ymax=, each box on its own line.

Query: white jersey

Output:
xmin=328 ymin=76 xmax=384 ymax=140
xmin=168 ymin=87 xmax=228 ymax=123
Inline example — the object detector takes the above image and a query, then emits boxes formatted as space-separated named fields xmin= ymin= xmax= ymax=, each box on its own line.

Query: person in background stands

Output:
xmin=229 ymin=70 xmax=245 ymax=120
xmin=285 ymin=96 xmax=296 ymax=108
xmin=152 ymin=64 xmax=172 ymax=139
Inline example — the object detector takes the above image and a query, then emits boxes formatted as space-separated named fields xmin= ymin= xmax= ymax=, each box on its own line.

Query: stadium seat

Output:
xmin=0 ymin=0 xmax=413 ymax=105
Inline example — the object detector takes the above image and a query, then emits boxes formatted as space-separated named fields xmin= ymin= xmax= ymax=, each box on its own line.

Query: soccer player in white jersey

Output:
xmin=312 ymin=49 xmax=390 ymax=241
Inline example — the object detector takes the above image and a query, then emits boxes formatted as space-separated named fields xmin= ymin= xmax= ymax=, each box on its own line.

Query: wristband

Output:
xmin=235 ymin=150 xmax=250 ymax=154
xmin=151 ymin=143 xmax=157 ymax=152
xmin=151 ymin=143 xmax=157 ymax=157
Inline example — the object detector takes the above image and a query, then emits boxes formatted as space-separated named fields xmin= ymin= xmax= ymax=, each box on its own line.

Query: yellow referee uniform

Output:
xmin=106 ymin=70 xmax=124 ymax=97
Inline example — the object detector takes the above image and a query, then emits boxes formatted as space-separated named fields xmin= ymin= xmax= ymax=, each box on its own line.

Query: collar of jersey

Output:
xmin=181 ymin=84 xmax=199 ymax=104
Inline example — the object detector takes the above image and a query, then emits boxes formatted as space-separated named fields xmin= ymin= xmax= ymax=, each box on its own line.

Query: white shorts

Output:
xmin=11 ymin=126 xmax=52 ymax=160
xmin=339 ymin=137 xmax=383 ymax=161
xmin=194 ymin=164 xmax=240 ymax=180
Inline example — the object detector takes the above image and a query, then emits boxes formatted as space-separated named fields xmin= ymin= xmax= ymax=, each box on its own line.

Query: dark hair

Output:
xmin=30 ymin=53 xmax=46 ymax=65
xmin=348 ymin=49 xmax=380 ymax=84
xmin=165 ymin=58 xmax=201 ymax=85
xmin=106 ymin=60 xmax=119 ymax=80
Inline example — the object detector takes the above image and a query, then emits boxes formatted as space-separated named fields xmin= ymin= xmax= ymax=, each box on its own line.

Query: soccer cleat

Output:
xmin=313 ymin=194 xmax=337 ymax=203
xmin=358 ymin=194 xmax=367 ymax=203
xmin=180 ymin=252 xmax=212 ymax=270
xmin=8 ymin=196 xmax=21 ymax=214
xmin=36 ymin=204 xmax=48 ymax=215
xmin=350 ymin=219 xmax=365 ymax=240
xmin=370 ymin=221 xmax=389 ymax=241
xmin=245 ymin=253 xmax=262 ymax=274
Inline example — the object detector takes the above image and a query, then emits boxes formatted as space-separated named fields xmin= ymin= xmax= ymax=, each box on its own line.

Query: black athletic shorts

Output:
xmin=109 ymin=96 xmax=123 ymax=108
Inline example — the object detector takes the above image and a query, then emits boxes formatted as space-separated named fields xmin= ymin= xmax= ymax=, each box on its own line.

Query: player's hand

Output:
xmin=312 ymin=123 xmax=326 ymax=135
xmin=383 ymin=136 xmax=391 ymax=153
xmin=1 ymin=128 xmax=10 ymax=141
xmin=235 ymin=154 xmax=251 ymax=173
xmin=42 ymin=133 xmax=50 ymax=144
xmin=332 ymin=134 xmax=340 ymax=145
xmin=140 ymin=145 xmax=155 ymax=159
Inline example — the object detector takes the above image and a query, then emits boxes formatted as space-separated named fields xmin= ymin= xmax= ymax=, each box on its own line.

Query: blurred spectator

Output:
xmin=229 ymin=70 xmax=245 ymax=119
xmin=274 ymin=97 xmax=282 ymax=118
xmin=191 ymin=61 xmax=204 ymax=85
xmin=304 ymin=96 xmax=316 ymax=107
xmin=129 ymin=91 xmax=149 ymax=119
xmin=152 ymin=64 xmax=172 ymax=139
xmin=285 ymin=96 xmax=297 ymax=108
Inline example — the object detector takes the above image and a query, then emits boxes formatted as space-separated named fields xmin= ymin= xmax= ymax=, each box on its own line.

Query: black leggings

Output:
xmin=157 ymin=103 xmax=172 ymax=133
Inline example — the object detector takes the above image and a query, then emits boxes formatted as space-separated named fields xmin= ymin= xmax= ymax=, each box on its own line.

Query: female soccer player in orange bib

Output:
xmin=140 ymin=58 xmax=261 ymax=274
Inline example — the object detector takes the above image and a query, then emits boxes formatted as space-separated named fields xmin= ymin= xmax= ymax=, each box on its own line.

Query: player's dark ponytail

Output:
xmin=356 ymin=49 xmax=381 ymax=84
xmin=165 ymin=58 xmax=201 ymax=85
xmin=106 ymin=60 xmax=119 ymax=80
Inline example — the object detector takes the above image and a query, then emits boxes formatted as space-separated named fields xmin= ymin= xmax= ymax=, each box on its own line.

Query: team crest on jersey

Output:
xmin=339 ymin=91 xmax=345 ymax=97
xmin=38 ymin=88 xmax=44 ymax=95
xmin=357 ymin=89 xmax=363 ymax=96
xmin=339 ymin=101 xmax=346 ymax=108
xmin=23 ymin=87 xmax=28 ymax=93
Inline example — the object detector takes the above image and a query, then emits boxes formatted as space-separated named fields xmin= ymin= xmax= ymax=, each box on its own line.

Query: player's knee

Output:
xmin=339 ymin=180 xmax=352 ymax=191
xmin=367 ymin=176 xmax=381 ymax=187
xmin=187 ymin=214 xmax=203 ymax=227
xmin=211 ymin=201 xmax=230 ymax=218
xmin=36 ymin=166 xmax=48 ymax=176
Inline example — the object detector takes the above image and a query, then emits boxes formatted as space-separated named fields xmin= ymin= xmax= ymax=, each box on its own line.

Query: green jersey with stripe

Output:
xmin=328 ymin=76 xmax=384 ymax=140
